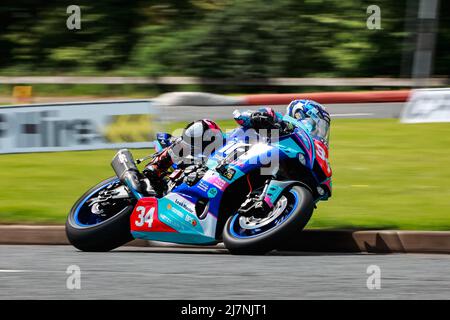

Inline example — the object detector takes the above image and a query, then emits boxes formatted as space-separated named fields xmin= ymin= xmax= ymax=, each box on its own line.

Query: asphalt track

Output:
xmin=0 ymin=245 xmax=448 ymax=299
xmin=161 ymin=103 xmax=404 ymax=122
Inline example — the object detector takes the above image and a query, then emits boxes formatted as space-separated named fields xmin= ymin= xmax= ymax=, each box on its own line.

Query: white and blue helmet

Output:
xmin=287 ymin=99 xmax=331 ymax=143
xmin=286 ymin=99 xmax=330 ymax=123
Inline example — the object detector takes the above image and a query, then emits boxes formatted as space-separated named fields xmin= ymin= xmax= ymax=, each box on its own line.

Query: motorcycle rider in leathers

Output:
xmin=144 ymin=100 xmax=330 ymax=196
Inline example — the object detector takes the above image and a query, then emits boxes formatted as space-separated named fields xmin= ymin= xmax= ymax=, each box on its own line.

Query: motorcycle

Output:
xmin=65 ymin=114 xmax=332 ymax=254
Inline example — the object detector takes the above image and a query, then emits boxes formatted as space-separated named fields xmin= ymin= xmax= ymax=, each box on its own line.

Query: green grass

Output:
xmin=1 ymin=118 xmax=450 ymax=230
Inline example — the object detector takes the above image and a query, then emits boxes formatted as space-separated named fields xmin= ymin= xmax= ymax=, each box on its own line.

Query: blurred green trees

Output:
xmin=0 ymin=0 xmax=448 ymax=77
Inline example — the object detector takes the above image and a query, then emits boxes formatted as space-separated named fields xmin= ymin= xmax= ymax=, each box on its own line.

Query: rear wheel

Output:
xmin=65 ymin=177 xmax=135 ymax=252
xmin=223 ymin=185 xmax=314 ymax=255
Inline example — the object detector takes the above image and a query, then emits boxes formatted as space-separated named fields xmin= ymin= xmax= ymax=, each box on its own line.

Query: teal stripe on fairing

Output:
xmin=158 ymin=197 xmax=204 ymax=234
xmin=132 ymin=231 xmax=217 ymax=245
xmin=274 ymin=137 xmax=304 ymax=158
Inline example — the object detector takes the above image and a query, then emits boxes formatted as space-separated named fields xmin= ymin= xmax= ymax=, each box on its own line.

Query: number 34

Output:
xmin=135 ymin=206 xmax=155 ymax=228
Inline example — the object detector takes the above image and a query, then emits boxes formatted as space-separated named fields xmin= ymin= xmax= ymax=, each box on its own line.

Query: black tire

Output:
xmin=223 ymin=185 xmax=314 ymax=255
xmin=65 ymin=177 xmax=135 ymax=252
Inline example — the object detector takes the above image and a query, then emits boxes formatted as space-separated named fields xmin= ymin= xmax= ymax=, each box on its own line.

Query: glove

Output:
xmin=234 ymin=108 xmax=281 ymax=130
xmin=250 ymin=110 xmax=278 ymax=129
xmin=233 ymin=109 xmax=253 ymax=128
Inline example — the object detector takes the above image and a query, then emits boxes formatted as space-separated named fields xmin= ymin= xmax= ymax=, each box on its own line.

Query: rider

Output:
xmin=233 ymin=101 xmax=330 ymax=143
xmin=285 ymin=99 xmax=331 ymax=145
xmin=143 ymin=119 xmax=224 ymax=195
xmin=144 ymin=100 xmax=330 ymax=195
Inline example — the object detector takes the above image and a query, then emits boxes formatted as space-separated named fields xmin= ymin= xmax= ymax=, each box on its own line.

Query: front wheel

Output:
xmin=223 ymin=185 xmax=314 ymax=255
xmin=66 ymin=177 xmax=135 ymax=252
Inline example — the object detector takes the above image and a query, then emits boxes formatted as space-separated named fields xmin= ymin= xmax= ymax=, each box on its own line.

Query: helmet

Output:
xmin=287 ymin=100 xmax=330 ymax=123
xmin=286 ymin=99 xmax=331 ymax=144
xmin=181 ymin=119 xmax=223 ymax=156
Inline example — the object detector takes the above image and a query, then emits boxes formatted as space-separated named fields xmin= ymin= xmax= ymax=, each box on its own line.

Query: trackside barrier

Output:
xmin=0 ymin=100 xmax=157 ymax=154
xmin=155 ymin=90 xmax=411 ymax=107
xmin=401 ymin=88 xmax=450 ymax=123
xmin=241 ymin=90 xmax=411 ymax=105
xmin=0 ymin=89 xmax=419 ymax=154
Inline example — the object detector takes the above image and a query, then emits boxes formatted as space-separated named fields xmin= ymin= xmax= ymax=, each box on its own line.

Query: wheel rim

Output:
xmin=238 ymin=195 xmax=288 ymax=230
xmin=73 ymin=179 xmax=131 ymax=227
xmin=229 ymin=188 xmax=300 ymax=239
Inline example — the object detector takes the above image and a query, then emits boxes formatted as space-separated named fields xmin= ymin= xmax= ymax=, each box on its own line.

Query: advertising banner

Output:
xmin=0 ymin=100 xmax=156 ymax=154
xmin=401 ymin=88 xmax=450 ymax=123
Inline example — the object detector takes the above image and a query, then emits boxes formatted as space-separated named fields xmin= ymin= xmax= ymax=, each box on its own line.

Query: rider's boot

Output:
xmin=142 ymin=148 xmax=174 ymax=197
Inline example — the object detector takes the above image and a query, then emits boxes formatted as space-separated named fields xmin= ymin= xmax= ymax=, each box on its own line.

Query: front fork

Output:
xmin=238 ymin=178 xmax=270 ymax=217
xmin=238 ymin=178 xmax=297 ymax=217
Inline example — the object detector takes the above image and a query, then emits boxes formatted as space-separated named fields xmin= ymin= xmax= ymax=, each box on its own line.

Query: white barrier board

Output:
xmin=0 ymin=100 xmax=156 ymax=154
xmin=401 ymin=88 xmax=450 ymax=123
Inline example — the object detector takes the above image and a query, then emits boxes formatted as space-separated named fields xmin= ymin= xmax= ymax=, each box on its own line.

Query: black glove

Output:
xmin=250 ymin=111 xmax=277 ymax=129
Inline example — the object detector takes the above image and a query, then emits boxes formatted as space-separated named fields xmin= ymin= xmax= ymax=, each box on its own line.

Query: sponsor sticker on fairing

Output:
xmin=202 ymin=171 xmax=229 ymax=191
xmin=198 ymin=181 xmax=209 ymax=192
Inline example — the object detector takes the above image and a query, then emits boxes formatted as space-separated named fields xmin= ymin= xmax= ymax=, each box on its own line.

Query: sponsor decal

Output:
xmin=212 ymin=177 xmax=228 ymax=191
xmin=197 ymin=180 xmax=219 ymax=198
xmin=174 ymin=198 xmax=194 ymax=214
xmin=171 ymin=206 xmax=185 ymax=219
xmin=184 ymin=214 xmax=198 ymax=227
xmin=222 ymin=168 xmax=236 ymax=180
xmin=207 ymin=187 xmax=218 ymax=198
xmin=160 ymin=198 xmax=197 ymax=229
xmin=203 ymin=170 xmax=229 ymax=191
xmin=159 ymin=213 xmax=186 ymax=231
xmin=314 ymin=140 xmax=332 ymax=177
xmin=198 ymin=181 xmax=209 ymax=192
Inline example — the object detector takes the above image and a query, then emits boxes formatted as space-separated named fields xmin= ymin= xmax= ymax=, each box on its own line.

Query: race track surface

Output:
xmin=161 ymin=103 xmax=404 ymax=122
xmin=0 ymin=245 xmax=448 ymax=300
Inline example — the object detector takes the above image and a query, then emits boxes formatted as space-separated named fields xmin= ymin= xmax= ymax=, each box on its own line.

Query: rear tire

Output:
xmin=66 ymin=177 xmax=134 ymax=252
xmin=223 ymin=185 xmax=314 ymax=255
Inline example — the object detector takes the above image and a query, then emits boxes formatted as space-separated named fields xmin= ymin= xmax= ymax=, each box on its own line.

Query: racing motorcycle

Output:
xmin=65 ymin=115 xmax=332 ymax=254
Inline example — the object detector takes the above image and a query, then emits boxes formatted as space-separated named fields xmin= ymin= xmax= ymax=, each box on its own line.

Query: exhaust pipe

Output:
xmin=111 ymin=149 xmax=145 ymax=198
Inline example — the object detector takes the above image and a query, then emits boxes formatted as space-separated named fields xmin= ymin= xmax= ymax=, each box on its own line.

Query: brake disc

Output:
xmin=238 ymin=195 xmax=288 ymax=230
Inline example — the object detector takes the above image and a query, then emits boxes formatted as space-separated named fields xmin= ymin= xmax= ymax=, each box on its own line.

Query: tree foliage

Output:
xmin=0 ymin=0 xmax=448 ymax=77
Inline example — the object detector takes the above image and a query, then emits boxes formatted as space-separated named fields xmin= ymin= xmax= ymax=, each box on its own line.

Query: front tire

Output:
xmin=66 ymin=177 xmax=135 ymax=252
xmin=223 ymin=185 xmax=314 ymax=255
